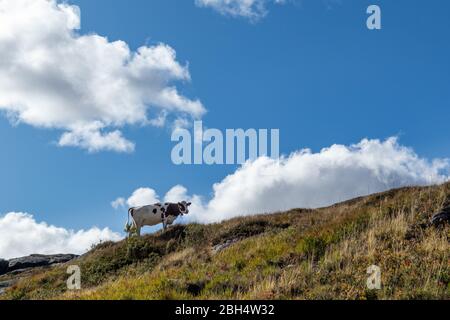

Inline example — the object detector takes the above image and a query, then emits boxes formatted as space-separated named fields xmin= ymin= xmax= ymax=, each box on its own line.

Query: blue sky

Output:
xmin=1 ymin=0 xmax=450 ymax=256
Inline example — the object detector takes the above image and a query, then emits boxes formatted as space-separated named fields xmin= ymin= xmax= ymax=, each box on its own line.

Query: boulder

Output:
xmin=0 ymin=279 xmax=15 ymax=289
xmin=7 ymin=254 xmax=78 ymax=273
xmin=430 ymin=207 xmax=450 ymax=227
xmin=0 ymin=259 xmax=8 ymax=275
xmin=0 ymin=279 xmax=16 ymax=296
xmin=212 ymin=238 xmax=240 ymax=254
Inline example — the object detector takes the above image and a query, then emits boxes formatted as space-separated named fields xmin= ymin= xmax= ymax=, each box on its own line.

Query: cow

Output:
xmin=125 ymin=201 xmax=191 ymax=236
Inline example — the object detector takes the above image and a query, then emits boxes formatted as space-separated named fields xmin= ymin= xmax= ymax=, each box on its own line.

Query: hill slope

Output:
xmin=1 ymin=184 xmax=449 ymax=300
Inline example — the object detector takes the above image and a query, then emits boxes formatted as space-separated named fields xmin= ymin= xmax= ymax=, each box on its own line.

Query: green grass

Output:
xmin=1 ymin=184 xmax=449 ymax=300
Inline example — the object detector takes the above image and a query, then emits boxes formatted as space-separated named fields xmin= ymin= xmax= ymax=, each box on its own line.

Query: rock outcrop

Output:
xmin=430 ymin=206 xmax=450 ymax=227
xmin=0 ymin=254 xmax=78 ymax=276
xmin=0 ymin=279 xmax=15 ymax=295
xmin=212 ymin=238 xmax=241 ymax=254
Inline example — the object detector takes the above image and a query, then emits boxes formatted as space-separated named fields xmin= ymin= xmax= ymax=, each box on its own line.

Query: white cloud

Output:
xmin=0 ymin=0 xmax=205 ymax=153
xmin=111 ymin=197 xmax=126 ymax=210
xmin=113 ymin=185 xmax=192 ymax=210
xmin=113 ymin=188 xmax=161 ymax=209
xmin=115 ymin=137 xmax=450 ymax=224
xmin=111 ymin=184 xmax=204 ymax=221
xmin=195 ymin=0 xmax=285 ymax=20
xmin=164 ymin=185 xmax=190 ymax=203
xmin=58 ymin=122 xmax=136 ymax=153
xmin=0 ymin=212 xmax=122 ymax=260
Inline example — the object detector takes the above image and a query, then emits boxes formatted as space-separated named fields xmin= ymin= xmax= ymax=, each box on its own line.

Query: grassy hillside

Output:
xmin=1 ymin=184 xmax=449 ymax=300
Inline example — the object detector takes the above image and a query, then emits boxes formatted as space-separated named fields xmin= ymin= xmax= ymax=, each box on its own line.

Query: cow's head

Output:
xmin=178 ymin=201 xmax=192 ymax=215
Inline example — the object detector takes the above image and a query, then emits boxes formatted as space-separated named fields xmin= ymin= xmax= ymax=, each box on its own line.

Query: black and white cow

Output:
xmin=126 ymin=201 xmax=191 ymax=236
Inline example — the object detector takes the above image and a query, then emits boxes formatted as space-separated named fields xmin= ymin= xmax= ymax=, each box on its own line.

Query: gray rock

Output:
xmin=0 ymin=279 xmax=15 ymax=288
xmin=212 ymin=238 xmax=240 ymax=254
xmin=0 ymin=259 xmax=8 ymax=275
xmin=7 ymin=268 xmax=32 ymax=275
xmin=430 ymin=207 xmax=450 ymax=227
xmin=0 ymin=279 xmax=16 ymax=296
xmin=7 ymin=254 xmax=78 ymax=273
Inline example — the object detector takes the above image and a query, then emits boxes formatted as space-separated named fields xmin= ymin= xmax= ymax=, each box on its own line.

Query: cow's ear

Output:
xmin=187 ymin=202 xmax=192 ymax=206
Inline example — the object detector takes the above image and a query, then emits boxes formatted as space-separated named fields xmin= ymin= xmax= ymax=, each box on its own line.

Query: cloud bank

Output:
xmin=195 ymin=0 xmax=286 ymax=21
xmin=115 ymin=137 xmax=450 ymax=224
xmin=0 ymin=212 xmax=122 ymax=260
xmin=0 ymin=0 xmax=205 ymax=153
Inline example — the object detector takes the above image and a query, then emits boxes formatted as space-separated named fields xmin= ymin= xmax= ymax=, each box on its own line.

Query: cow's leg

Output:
xmin=161 ymin=212 xmax=167 ymax=231
xmin=136 ymin=225 xmax=141 ymax=237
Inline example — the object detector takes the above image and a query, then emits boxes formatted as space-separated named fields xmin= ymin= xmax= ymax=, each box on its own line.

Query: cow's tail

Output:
xmin=125 ymin=207 xmax=135 ymax=235
xmin=128 ymin=207 xmax=134 ymax=225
